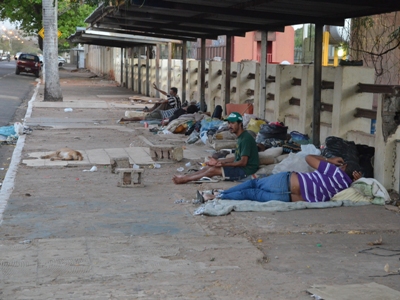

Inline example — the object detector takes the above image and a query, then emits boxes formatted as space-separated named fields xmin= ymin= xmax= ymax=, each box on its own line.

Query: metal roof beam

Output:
xmin=129 ymin=0 xmax=344 ymax=25
xmin=96 ymin=21 xmax=219 ymax=39
xmin=113 ymin=8 xmax=273 ymax=29
xmin=88 ymin=27 xmax=196 ymax=41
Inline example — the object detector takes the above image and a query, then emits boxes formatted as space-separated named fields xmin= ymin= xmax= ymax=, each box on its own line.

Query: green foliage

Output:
xmin=294 ymin=28 xmax=303 ymax=48
xmin=294 ymin=25 xmax=315 ymax=48
xmin=0 ymin=0 xmax=95 ymax=50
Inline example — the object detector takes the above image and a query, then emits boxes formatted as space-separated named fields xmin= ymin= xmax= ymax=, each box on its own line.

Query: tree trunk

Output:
xmin=42 ymin=0 xmax=63 ymax=101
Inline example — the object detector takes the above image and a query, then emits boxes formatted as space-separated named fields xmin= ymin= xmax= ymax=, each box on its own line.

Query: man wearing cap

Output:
xmin=173 ymin=112 xmax=259 ymax=184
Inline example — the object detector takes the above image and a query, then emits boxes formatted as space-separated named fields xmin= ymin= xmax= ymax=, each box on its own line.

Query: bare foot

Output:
xmin=203 ymin=193 xmax=216 ymax=201
xmin=172 ymin=175 xmax=190 ymax=184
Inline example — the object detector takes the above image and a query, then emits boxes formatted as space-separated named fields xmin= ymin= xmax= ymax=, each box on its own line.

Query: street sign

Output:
xmin=38 ymin=28 xmax=62 ymax=39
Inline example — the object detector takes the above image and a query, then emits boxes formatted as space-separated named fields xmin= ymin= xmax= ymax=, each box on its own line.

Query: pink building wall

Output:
xmin=233 ymin=26 xmax=295 ymax=64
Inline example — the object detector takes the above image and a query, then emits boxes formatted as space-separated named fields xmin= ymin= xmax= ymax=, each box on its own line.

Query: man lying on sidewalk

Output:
xmin=199 ymin=155 xmax=362 ymax=202
xmin=173 ymin=112 xmax=259 ymax=184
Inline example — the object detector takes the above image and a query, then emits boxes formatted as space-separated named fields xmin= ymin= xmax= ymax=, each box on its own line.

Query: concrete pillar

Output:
xmin=131 ymin=47 xmax=135 ymax=91
xmin=168 ymin=42 xmax=172 ymax=89
xmin=146 ymin=45 xmax=150 ymax=96
xmin=331 ymin=66 xmax=374 ymax=138
xmin=259 ymin=31 xmax=267 ymax=118
xmin=155 ymin=44 xmax=160 ymax=97
xmin=299 ymin=65 xmax=314 ymax=136
xmin=138 ymin=47 xmax=142 ymax=94
xmin=374 ymin=93 xmax=400 ymax=192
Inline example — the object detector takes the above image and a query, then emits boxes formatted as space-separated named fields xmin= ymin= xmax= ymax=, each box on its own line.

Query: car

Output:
xmin=15 ymin=53 xmax=41 ymax=78
xmin=58 ymin=56 xmax=66 ymax=66
xmin=14 ymin=52 xmax=22 ymax=60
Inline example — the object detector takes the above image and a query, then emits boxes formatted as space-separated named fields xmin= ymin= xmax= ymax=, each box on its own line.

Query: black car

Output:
xmin=15 ymin=53 xmax=41 ymax=78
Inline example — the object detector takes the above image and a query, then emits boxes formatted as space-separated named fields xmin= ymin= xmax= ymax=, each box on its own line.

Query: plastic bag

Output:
xmin=200 ymin=118 xmax=223 ymax=133
xmin=247 ymin=119 xmax=266 ymax=134
xmin=242 ymin=113 xmax=258 ymax=128
xmin=14 ymin=122 xmax=24 ymax=137
xmin=290 ymin=131 xmax=310 ymax=145
xmin=0 ymin=125 xmax=16 ymax=137
xmin=321 ymin=136 xmax=359 ymax=164
xmin=257 ymin=122 xmax=288 ymax=141
xmin=272 ymin=144 xmax=320 ymax=174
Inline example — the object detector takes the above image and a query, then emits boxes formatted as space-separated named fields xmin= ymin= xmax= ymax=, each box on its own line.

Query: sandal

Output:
xmin=196 ymin=190 xmax=205 ymax=204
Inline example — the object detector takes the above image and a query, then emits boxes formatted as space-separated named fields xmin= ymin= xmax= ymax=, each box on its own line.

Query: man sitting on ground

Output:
xmin=145 ymin=83 xmax=182 ymax=112
xmin=118 ymin=84 xmax=182 ymax=123
xmin=173 ymin=112 xmax=259 ymax=184
xmin=200 ymin=155 xmax=362 ymax=202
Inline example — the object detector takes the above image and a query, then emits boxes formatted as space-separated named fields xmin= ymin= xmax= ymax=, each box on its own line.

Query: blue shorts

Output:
xmin=222 ymin=167 xmax=247 ymax=181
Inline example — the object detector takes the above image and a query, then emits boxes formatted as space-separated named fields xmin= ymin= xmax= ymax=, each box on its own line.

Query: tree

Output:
xmin=43 ymin=0 xmax=62 ymax=101
xmin=348 ymin=13 xmax=400 ymax=85
xmin=0 ymin=0 xmax=95 ymax=50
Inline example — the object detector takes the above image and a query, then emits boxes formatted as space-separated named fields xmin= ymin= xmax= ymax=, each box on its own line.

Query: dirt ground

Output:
xmin=0 ymin=68 xmax=399 ymax=299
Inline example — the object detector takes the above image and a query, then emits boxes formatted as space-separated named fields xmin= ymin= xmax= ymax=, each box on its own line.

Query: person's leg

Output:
xmin=219 ymin=178 xmax=256 ymax=194
xmin=150 ymin=102 xmax=169 ymax=113
xmin=220 ymin=172 xmax=291 ymax=202
xmin=145 ymin=110 xmax=162 ymax=120
xmin=173 ymin=166 xmax=223 ymax=184
xmin=146 ymin=103 xmax=160 ymax=112
xmin=119 ymin=116 xmax=145 ymax=122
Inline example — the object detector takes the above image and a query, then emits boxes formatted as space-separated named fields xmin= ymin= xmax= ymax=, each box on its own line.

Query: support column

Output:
xmin=168 ymin=42 xmax=172 ymax=90
xmin=131 ymin=47 xmax=135 ymax=91
xmin=259 ymin=31 xmax=267 ymax=118
xmin=200 ymin=38 xmax=206 ymax=112
xmin=224 ymin=36 xmax=232 ymax=109
xmin=146 ymin=45 xmax=150 ymax=96
xmin=138 ymin=47 xmax=142 ymax=94
xmin=182 ymin=41 xmax=187 ymax=104
xmin=120 ymin=47 xmax=124 ymax=85
xmin=155 ymin=44 xmax=160 ymax=98
xmin=125 ymin=48 xmax=128 ymax=88
xmin=312 ymin=23 xmax=323 ymax=147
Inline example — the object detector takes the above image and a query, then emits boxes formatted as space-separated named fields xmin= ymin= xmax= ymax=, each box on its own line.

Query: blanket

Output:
xmin=194 ymin=177 xmax=389 ymax=216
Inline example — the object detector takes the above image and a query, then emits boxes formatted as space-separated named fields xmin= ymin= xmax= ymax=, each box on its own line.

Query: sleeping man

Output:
xmin=200 ymin=155 xmax=363 ymax=203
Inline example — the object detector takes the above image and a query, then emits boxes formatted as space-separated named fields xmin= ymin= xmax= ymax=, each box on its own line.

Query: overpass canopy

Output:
xmin=83 ymin=0 xmax=400 ymax=41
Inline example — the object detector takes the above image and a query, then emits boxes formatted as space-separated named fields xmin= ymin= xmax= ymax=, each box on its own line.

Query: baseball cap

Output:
xmin=225 ymin=112 xmax=243 ymax=123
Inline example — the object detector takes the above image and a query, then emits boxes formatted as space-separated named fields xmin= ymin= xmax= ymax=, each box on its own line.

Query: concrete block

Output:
xmin=117 ymin=168 xmax=144 ymax=187
xmin=110 ymin=157 xmax=131 ymax=173
xmin=150 ymin=146 xmax=183 ymax=162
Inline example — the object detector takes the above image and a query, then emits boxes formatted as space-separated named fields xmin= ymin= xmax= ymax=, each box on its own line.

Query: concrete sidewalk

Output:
xmin=0 ymin=68 xmax=399 ymax=299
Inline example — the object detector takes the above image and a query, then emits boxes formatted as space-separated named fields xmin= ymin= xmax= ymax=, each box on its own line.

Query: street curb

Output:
xmin=0 ymin=78 xmax=41 ymax=224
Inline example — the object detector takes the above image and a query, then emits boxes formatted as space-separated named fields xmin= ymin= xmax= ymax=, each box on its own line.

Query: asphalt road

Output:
xmin=0 ymin=59 xmax=36 ymax=126
xmin=0 ymin=59 xmax=37 ymax=186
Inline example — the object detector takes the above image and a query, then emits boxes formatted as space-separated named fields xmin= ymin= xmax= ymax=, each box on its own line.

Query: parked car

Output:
xmin=58 ymin=56 xmax=66 ymax=66
xmin=15 ymin=53 xmax=41 ymax=78
xmin=14 ymin=52 xmax=22 ymax=60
